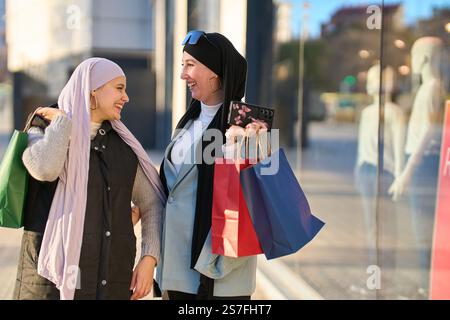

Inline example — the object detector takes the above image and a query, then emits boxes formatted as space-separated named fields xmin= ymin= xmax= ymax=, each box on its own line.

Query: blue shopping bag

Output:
xmin=240 ymin=148 xmax=324 ymax=259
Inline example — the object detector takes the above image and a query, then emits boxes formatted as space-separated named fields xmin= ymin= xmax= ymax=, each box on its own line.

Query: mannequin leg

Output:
xmin=409 ymin=154 xmax=439 ymax=297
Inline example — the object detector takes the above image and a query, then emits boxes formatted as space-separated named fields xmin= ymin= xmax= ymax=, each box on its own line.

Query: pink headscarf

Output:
xmin=37 ymin=57 xmax=166 ymax=300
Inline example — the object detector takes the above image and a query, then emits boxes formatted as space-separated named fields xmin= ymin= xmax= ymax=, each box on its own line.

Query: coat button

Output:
xmin=168 ymin=196 xmax=174 ymax=203
xmin=105 ymin=231 xmax=111 ymax=237
xmin=101 ymin=280 xmax=107 ymax=286
xmin=107 ymin=187 xmax=111 ymax=191
xmin=94 ymin=146 xmax=99 ymax=150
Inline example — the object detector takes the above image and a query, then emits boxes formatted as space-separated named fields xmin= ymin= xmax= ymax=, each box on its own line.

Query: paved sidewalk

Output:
xmin=0 ymin=122 xmax=432 ymax=300
xmin=0 ymin=228 xmax=22 ymax=300
xmin=0 ymin=225 xmax=275 ymax=300
xmin=277 ymin=123 xmax=428 ymax=300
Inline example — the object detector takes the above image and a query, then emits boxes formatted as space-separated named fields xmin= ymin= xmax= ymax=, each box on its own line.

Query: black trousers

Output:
xmin=163 ymin=291 xmax=251 ymax=300
xmin=156 ymin=274 xmax=251 ymax=300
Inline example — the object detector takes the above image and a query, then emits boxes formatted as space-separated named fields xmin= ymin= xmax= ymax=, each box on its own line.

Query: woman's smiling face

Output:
xmin=180 ymin=51 xmax=222 ymax=105
xmin=91 ymin=76 xmax=129 ymax=122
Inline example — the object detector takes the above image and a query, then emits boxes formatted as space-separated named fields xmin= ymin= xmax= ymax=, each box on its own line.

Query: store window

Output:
xmin=274 ymin=0 xmax=449 ymax=300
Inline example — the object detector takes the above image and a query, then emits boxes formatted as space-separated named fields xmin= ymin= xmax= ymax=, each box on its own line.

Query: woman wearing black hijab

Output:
xmin=156 ymin=31 xmax=257 ymax=300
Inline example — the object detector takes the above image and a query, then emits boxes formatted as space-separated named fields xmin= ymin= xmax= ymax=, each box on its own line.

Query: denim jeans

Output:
xmin=355 ymin=162 xmax=398 ymax=295
xmin=407 ymin=154 xmax=439 ymax=291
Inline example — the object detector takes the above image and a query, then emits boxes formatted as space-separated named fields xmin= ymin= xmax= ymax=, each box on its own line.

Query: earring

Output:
xmin=90 ymin=95 xmax=98 ymax=110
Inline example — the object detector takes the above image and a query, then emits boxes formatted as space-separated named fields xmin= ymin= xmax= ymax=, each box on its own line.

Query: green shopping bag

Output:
xmin=0 ymin=110 xmax=39 ymax=228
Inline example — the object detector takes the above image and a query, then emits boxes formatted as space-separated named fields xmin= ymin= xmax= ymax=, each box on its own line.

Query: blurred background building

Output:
xmin=7 ymin=0 xmax=156 ymax=147
xmin=5 ymin=0 xmax=275 ymax=149
xmin=0 ymin=0 xmax=11 ymax=135
xmin=155 ymin=0 xmax=275 ymax=148
xmin=0 ymin=0 xmax=6 ymax=80
xmin=0 ymin=0 xmax=449 ymax=301
xmin=276 ymin=1 xmax=293 ymax=43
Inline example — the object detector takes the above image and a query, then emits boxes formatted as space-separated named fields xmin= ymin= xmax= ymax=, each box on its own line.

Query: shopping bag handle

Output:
xmin=234 ymin=132 xmax=269 ymax=162
xmin=256 ymin=134 xmax=265 ymax=161
xmin=23 ymin=108 xmax=43 ymax=132
xmin=233 ymin=133 xmax=248 ymax=163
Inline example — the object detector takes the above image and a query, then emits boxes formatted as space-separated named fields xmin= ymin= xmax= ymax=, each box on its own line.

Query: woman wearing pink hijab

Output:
xmin=13 ymin=58 xmax=166 ymax=300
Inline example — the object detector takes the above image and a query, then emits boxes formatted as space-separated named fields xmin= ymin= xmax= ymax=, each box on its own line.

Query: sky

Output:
xmin=285 ymin=0 xmax=450 ymax=38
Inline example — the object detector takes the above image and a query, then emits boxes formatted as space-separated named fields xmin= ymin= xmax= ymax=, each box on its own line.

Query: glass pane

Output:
xmin=274 ymin=0 xmax=448 ymax=300
xmin=273 ymin=0 xmax=383 ymax=299
xmin=380 ymin=0 xmax=449 ymax=300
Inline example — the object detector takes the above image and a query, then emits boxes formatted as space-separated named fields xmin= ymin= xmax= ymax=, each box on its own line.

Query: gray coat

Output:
xmin=156 ymin=120 xmax=257 ymax=297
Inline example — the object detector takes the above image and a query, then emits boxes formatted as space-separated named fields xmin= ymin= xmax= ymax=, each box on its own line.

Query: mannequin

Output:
xmin=356 ymin=64 xmax=405 ymax=188
xmin=388 ymin=37 xmax=445 ymax=297
xmin=355 ymin=64 xmax=405 ymax=297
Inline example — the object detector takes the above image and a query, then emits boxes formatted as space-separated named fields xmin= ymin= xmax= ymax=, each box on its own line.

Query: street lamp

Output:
xmin=296 ymin=1 xmax=309 ymax=171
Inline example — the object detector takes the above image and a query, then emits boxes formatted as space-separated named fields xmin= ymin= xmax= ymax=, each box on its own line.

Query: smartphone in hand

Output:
xmin=227 ymin=101 xmax=275 ymax=130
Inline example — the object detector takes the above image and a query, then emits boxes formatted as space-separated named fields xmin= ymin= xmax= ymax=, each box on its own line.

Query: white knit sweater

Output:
xmin=22 ymin=114 xmax=162 ymax=263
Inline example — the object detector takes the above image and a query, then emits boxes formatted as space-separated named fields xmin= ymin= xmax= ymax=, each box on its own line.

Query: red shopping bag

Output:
xmin=211 ymin=157 xmax=263 ymax=257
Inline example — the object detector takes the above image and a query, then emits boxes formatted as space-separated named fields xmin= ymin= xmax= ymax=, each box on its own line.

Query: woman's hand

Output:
xmin=225 ymin=125 xmax=245 ymax=140
xmin=131 ymin=204 xmax=141 ymax=226
xmin=36 ymin=107 xmax=66 ymax=122
xmin=224 ymin=121 xmax=269 ymax=160
xmin=226 ymin=121 xmax=268 ymax=140
xmin=130 ymin=256 xmax=156 ymax=300
xmin=388 ymin=169 xmax=412 ymax=201
xmin=245 ymin=120 xmax=268 ymax=137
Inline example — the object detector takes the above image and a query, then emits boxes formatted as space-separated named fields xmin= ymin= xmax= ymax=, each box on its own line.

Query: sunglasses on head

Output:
xmin=182 ymin=30 xmax=208 ymax=45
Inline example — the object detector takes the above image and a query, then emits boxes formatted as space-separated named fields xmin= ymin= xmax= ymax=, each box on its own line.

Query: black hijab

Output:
xmin=160 ymin=32 xmax=247 ymax=270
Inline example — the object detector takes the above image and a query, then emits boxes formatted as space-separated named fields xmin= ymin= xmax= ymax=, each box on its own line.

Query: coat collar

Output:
xmin=164 ymin=119 xmax=201 ymax=192
xmin=91 ymin=121 xmax=113 ymax=152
